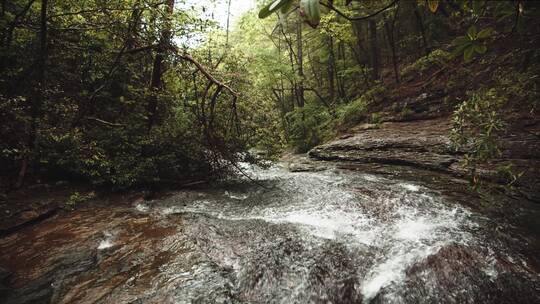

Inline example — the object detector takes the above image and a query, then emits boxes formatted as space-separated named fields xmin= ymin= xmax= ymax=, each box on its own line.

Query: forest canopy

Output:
xmin=1 ymin=0 xmax=539 ymax=190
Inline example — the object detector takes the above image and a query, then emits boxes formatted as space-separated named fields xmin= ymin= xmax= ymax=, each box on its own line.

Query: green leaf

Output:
xmin=467 ymin=25 xmax=478 ymax=40
xmin=258 ymin=0 xmax=291 ymax=19
xmin=451 ymin=35 xmax=470 ymax=46
xmin=463 ymin=45 xmax=475 ymax=62
xmin=477 ymin=27 xmax=493 ymax=39
xmin=474 ymin=44 xmax=487 ymax=54
xmin=300 ymin=0 xmax=321 ymax=28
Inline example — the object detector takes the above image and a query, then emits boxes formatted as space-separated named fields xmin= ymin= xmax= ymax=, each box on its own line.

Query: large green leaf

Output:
xmin=474 ymin=44 xmax=487 ymax=54
xmin=467 ymin=25 xmax=478 ymax=40
xmin=463 ymin=45 xmax=475 ymax=62
xmin=300 ymin=0 xmax=321 ymax=28
xmin=451 ymin=35 xmax=470 ymax=46
xmin=258 ymin=0 xmax=292 ymax=19
xmin=477 ymin=27 xmax=493 ymax=39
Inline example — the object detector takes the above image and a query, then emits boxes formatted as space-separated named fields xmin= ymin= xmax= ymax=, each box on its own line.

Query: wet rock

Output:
xmin=0 ymin=267 xmax=11 ymax=298
xmin=309 ymin=120 xmax=458 ymax=172
xmin=374 ymin=244 xmax=540 ymax=304
xmin=309 ymin=118 xmax=540 ymax=200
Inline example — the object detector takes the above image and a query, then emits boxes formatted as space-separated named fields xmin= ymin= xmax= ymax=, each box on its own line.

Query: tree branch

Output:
xmin=174 ymin=50 xmax=238 ymax=97
xmin=320 ymin=0 xmax=398 ymax=21
xmin=85 ymin=117 xmax=124 ymax=127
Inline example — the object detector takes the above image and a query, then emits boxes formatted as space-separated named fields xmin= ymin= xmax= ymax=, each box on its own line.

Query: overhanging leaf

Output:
xmin=258 ymin=0 xmax=291 ymax=19
xmin=427 ymin=0 xmax=439 ymax=13
xmin=300 ymin=0 xmax=321 ymax=28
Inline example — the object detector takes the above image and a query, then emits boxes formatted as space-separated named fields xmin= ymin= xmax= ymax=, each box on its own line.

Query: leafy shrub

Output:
xmin=336 ymin=96 xmax=368 ymax=127
xmin=451 ymin=25 xmax=494 ymax=62
xmin=450 ymin=89 xmax=505 ymax=185
xmin=65 ymin=191 xmax=96 ymax=210
xmin=285 ymin=104 xmax=333 ymax=153
xmin=399 ymin=107 xmax=414 ymax=120
xmin=336 ymin=84 xmax=386 ymax=128
xmin=369 ymin=112 xmax=383 ymax=124
xmin=493 ymin=66 xmax=539 ymax=108
xmin=401 ymin=49 xmax=451 ymax=80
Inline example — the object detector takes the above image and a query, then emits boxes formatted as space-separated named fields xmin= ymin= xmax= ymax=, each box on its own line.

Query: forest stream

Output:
xmin=1 ymin=160 xmax=539 ymax=304
xmin=2 ymin=0 xmax=540 ymax=303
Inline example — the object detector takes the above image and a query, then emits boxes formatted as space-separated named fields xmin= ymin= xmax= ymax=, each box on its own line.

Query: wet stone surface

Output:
xmin=0 ymin=163 xmax=539 ymax=303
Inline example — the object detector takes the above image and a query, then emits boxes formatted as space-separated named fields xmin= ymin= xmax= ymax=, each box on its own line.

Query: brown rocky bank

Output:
xmin=308 ymin=117 xmax=540 ymax=202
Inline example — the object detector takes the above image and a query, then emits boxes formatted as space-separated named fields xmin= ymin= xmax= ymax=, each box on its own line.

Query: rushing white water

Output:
xmin=97 ymin=231 xmax=115 ymax=250
xmin=128 ymin=163 xmax=534 ymax=303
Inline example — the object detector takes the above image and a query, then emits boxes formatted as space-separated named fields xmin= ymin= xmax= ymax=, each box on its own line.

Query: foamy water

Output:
xmin=133 ymin=164 xmax=488 ymax=302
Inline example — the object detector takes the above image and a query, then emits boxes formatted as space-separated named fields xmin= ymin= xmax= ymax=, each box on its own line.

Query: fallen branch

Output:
xmin=86 ymin=117 xmax=124 ymax=127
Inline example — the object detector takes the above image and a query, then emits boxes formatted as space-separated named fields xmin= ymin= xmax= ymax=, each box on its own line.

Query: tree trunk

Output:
xmin=16 ymin=0 xmax=48 ymax=188
xmin=126 ymin=1 xmax=142 ymax=50
xmin=337 ymin=41 xmax=346 ymax=99
xmin=414 ymin=5 xmax=430 ymax=56
xmin=296 ymin=19 xmax=304 ymax=107
xmin=368 ymin=19 xmax=380 ymax=81
xmin=385 ymin=5 xmax=400 ymax=84
xmin=327 ymin=35 xmax=336 ymax=104
xmin=147 ymin=0 xmax=174 ymax=131
xmin=280 ymin=24 xmax=297 ymax=111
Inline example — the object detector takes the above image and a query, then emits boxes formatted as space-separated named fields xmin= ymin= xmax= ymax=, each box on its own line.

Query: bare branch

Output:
xmin=85 ymin=117 xmax=124 ymax=127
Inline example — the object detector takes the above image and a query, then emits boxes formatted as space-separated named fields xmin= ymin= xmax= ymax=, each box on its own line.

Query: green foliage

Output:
xmin=401 ymin=49 xmax=451 ymax=79
xmin=336 ymin=85 xmax=386 ymax=127
xmin=369 ymin=112 xmax=383 ymax=124
xmin=285 ymin=104 xmax=334 ymax=153
xmin=259 ymin=0 xmax=293 ymax=18
xmin=65 ymin=191 xmax=96 ymax=210
xmin=451 ymin=25 xmax=494 ymax=62
xmin=450 ymin=89 xmax=505 ymax=185
xmin=493 ymin=66 xmax=539 ymax=105
xmin=336 ymin=96 xmax=368 ymax=127
xmin=399 ymin=106 xmax=414 ymax=120
xmin=0 ymin=0 xmax=252 ymax=189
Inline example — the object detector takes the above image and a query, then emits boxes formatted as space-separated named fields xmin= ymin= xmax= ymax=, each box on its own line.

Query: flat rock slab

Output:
xmin=310 ymin=119 xmax=458 ymax=171
xmin=309 ymin=118 xmax=540 ymax=200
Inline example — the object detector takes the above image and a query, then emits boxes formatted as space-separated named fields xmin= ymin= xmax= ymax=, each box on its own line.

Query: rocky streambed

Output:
xmin=1 ymin=153 xmax=539 ymax=303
